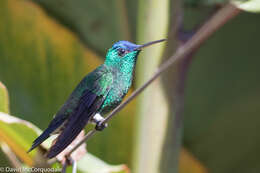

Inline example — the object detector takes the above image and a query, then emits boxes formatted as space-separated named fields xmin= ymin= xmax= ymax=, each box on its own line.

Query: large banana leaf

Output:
xmin=0 ymin=0 xmax=135 ymax=165
xmin=33 ymin=0 xmax=131 ymax=54
xmin=0 ymin=112 xmax=41 ymax=166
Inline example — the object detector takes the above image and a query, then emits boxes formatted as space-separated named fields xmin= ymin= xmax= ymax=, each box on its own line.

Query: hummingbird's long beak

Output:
xmin=134 ymin=39 xmax=166 ymax=51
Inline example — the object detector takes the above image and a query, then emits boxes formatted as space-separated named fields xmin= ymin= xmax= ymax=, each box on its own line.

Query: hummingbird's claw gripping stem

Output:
xmin=95 ymin=121 xmax=108 ymax=131
xmin=92 ymin=113 xmax=108 ymax=131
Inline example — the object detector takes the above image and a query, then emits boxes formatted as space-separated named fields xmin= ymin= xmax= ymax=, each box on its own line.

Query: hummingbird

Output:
xmin=28 ymin=39 xmax=166 ymax=158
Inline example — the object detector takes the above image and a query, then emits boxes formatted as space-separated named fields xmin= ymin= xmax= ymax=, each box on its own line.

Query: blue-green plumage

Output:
xmin=28 ymin=39 xmax=165 ymax=158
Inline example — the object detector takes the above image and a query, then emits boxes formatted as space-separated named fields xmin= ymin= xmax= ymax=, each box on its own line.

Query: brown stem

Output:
xmin=0 ymin=143 xmax=22 ymax=169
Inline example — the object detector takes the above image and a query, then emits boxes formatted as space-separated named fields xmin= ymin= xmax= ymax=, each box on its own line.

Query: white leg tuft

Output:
xmin=91 ymin=113 xmax=104 ymax=124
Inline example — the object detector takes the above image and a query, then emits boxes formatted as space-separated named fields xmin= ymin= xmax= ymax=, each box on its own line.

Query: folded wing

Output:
xmin=46 ymin=65 xmax=113 ymax=158
xmin=46 ymin=89 xmax=103 ymax=158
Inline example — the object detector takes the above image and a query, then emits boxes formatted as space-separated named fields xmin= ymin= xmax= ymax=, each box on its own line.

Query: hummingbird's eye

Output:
xmin=117 ymin=48 xmax=126 ymax=57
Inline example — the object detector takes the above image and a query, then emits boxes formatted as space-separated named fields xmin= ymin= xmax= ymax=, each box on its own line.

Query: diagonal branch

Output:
xmin=65 ymin=3 xmax=241 ymax=158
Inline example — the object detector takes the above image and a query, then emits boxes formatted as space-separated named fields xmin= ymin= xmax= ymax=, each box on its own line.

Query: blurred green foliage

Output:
xmin=184 ymin=9 xmax=260 ymax=173
xmin=0 ymin=112 xmax=40 ymax=166
xmin=33 ymin=0 xmax=131 ymax=54
xmin=0 ymin=0 xmax=101 ymax=128
xmin=184 ymin=0 xmax=227 ymax=6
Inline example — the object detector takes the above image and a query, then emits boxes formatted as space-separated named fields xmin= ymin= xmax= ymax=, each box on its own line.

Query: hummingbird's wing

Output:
xmin=28 ymin=65 xmax=113 ymax=157
xmin=46 ymin=66 xmax=113 ymax=158
xmin=46 ymin=89 xmax=103 ymax=158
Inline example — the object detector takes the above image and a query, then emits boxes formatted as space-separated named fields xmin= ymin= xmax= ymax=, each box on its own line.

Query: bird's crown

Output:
xmin=112 ymin=41 xmax=140 ymax=51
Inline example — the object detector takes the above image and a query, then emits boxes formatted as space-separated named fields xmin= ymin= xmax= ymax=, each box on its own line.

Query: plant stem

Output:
xmin=72 ymin=160 xmax=77 ymax=173
xmin=61 ymin=162 xmax=67 ymax=173
xmin=0 ymin=143 xmax=22 ymax=169
xmin=65 ymin=3 xmax=240 ymax=158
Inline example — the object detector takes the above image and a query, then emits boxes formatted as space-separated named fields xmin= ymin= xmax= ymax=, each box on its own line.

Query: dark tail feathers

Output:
xmin=27 ymin=130 xmax=51 ymax=153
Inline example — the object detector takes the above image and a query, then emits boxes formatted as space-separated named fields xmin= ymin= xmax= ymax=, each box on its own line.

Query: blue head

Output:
xmin=105 ymin=39 xmax=166 ymax=70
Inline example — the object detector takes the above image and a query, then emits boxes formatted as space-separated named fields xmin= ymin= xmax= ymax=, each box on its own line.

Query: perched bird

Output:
xmin=28 ymin=39 xmax=166 ymax=158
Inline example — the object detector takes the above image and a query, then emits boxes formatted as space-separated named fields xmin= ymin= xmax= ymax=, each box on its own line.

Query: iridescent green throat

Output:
xmin=104 ymin=48 xmax=140 ymax=76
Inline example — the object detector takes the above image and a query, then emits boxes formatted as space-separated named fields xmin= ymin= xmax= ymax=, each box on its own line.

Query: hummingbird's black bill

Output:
xmin=134 ymin=39 xmax=166 ymax=51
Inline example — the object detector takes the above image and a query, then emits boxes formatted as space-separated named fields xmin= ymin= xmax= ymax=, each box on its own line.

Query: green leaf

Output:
xmin=0 ymin=112 xmax=129 ymax=172
xmin=0 ymin=112 xmax=41 ymax=166
xmin=76 ymin=154 xmax=129 ymax=173
xmin=179 ymin=149 xmax=208 ymax=173
xmin=0 ymin=82 xmax=9 ymax=113
xmin=33 ymin=0 xmax=131 ymax=53
xmin=232 ymin=0 xmax=260 ymax=12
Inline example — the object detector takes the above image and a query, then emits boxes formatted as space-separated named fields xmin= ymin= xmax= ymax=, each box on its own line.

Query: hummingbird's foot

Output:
xmin=95 ymin=121 xmax=108 ymax=131
xmin=91 ymin=113 xmax=103 ymax=123
xmin=92 ymin=113 xmax=108 ymax=131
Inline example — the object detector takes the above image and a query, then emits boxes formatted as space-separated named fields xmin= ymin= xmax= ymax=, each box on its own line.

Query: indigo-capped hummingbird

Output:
xmin=28 ymin=39 xmax=166 ymax=158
